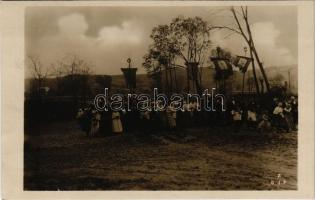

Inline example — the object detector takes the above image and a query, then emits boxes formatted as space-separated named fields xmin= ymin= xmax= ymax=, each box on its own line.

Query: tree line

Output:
xmin=27 ymin=54 xmax=93 ymax=97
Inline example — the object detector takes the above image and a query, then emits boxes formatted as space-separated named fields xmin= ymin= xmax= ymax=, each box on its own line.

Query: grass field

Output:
xmin=24 ymin=121 xmax=297 ymax=190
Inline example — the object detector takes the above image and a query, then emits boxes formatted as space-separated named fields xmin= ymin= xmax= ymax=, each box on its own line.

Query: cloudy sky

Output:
xmin=25 ymin=6 xmax=297 ymax=76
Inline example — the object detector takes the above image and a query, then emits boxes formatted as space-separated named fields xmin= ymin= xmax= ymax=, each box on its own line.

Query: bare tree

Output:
xmin=58 ymin=54 xmax=93 ymax=102
xmin=60 ymin=54 xmax=91 ymax=77
xmin=51 ymin=61 xmax=66 ymax=95
xmin=27 ymin=56 xmax=50 ymax=96
xmin=210 ymin=6 xmax=270 ymax=93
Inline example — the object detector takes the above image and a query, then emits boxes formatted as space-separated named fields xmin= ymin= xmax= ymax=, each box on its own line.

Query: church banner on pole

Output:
xmin=233 ymin=55 xmax=252 ymax=73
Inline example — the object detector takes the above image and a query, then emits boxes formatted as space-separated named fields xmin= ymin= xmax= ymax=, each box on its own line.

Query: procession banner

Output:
xmin=121 ymin=68 xmax=137 ymax=90
xmin=233 ymin=56 xmax=252 ymax=73
xmin=210 ymin=57 xmax=233 ymax=77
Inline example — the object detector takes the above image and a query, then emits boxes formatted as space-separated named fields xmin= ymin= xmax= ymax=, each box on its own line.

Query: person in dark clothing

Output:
xmin=99 ymin=110 xmax=112 ymax=136
xmin=273 ymin=102 xmax=289 ymax=132
xmin=82 ymin=107 xmax=93 ymax=136
xmin=290 ymin=96 xmax=298 ymax=131
xmin=283 ymin=101 xmax=293 ymax=132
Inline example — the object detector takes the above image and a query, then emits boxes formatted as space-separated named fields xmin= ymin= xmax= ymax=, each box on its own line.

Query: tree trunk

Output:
xmin=260 ymin=79 xmax=265 ymax=94
xmin=173 ymin=66 xmax=178 ymax=92
xmin=242 ymin=9 xmax=270 ymax=92
xmin=169 ymin=64 xmax=173 ymax=94
xmin=165 ymin=65 xmax=169 ymax=95
xmin=231 ymin=7 xmax=270 ymax=93
xmin=250 ymin=42 xmax=270 ymax=92
xmin=186 ymin=69 xmax=190 ymax=93
xmin=195 ymin=78 xmax=202 ymax=95
xmin=242 ymin=72 xmax=245 ymax=95
xmin=249 ymin=46 xmax=260 ymax=94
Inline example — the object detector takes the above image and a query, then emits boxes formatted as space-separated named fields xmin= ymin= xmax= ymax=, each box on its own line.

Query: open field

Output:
xmin=24 ymin=121 xmax=297 ymax=190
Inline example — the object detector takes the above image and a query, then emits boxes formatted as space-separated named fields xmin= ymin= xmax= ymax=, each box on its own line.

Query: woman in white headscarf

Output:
xmin=112 ymin=111 xmax=123 ymax=134
xmin=90 ymin=109 xmax=101 ymax=136
xmin=166 ymin=105 xmax=177 ymax=130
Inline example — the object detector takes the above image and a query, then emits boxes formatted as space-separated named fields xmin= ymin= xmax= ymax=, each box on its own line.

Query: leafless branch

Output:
xmin=208 ymin=26 xmax=242 ymax=35
xmin=230 ymin=7 xmax=250 ymax=43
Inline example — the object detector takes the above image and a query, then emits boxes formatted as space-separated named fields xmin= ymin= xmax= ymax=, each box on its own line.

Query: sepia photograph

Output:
xmin=23 ymin=5 xmax=299 ymax=191
xmin=1 ymin=2 xmax=314 ymax=198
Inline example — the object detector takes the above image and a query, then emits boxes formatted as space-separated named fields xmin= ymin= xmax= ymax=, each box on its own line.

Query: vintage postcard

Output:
xmin=1 ymin=1 xmax=314 ymax=199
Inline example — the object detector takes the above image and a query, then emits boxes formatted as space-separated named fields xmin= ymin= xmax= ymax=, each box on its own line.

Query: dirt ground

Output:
xmin=24 ymin=121 xmax=297 ymax=190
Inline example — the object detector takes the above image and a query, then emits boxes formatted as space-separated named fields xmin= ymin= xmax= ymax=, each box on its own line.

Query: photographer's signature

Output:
xmin=270 ymin=174 xmax=287 ymax=189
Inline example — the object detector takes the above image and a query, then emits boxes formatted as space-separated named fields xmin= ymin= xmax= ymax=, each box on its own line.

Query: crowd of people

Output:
xmin=76 ymin=94 xmax=298 ymax=137
xmin=227 ymin=95 xmax=298 ymax=133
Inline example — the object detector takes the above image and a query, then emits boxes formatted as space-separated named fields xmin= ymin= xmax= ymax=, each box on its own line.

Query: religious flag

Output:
xmin=121 ymin=68 xmax=137 ymax=90
xmin=210 ymin=57 xmax=233 ymax=74
xmin=233 ymin=56 xmax=252 ymax=73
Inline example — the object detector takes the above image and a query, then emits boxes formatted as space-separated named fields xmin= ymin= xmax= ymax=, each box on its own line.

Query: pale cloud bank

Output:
xmin=27 ymin=7 xmax=297 ymax=77
xmin=211 ymin=21 xmax=295 ymax=67
xmin=31 ymin=13 xmax=146 ymax=75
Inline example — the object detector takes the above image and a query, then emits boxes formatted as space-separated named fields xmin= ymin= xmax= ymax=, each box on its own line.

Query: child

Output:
xmin=258 ymin=111 xmax=271 ymax=133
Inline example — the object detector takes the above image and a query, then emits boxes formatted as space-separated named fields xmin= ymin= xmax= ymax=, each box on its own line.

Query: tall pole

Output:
xmin=241 ymin=47 xmax=247 ymax=96
xmin=288 ymin=69 xmax=291 ymax=92
xmin=231 ymin=7 xmax=270 ymax=93
xmin=249 ymin=43 xmax=260 ymax=95
xmin=127 ymin=58 xmax=131 ymax=92
xmin=260 ymin=78 xmax=264 ymax=94
xmin=186 ymin=64 xmax=190 ymax=93
xmin=127 ymin=58 xmax=131 ymax=69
